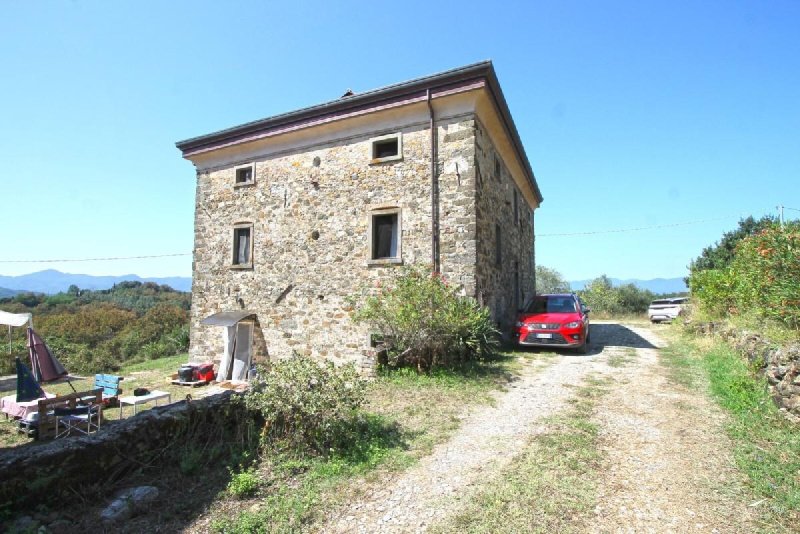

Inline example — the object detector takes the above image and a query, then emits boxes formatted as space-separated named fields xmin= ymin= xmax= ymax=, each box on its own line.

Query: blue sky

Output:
xmin=1 ymin=0 xmax=798 ymax=282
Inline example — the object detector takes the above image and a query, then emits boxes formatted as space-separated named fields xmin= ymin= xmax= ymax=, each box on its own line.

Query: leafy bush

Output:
xmin=241 ymin=356 xmax=367 ymax=455
xmin=227 ymin=468 xmax=260 ymax=497
xmin=687 ymin=268 xmax=735 ymax=317
xmin=730 ymin=223 xmax=800 ymax=328
xmin=535 ymin=265 xmax=571 ymax=293
xmin=689 ymin=222 xmax=800 ymax=329
xmin=577 ymin=275 xmax=656 ymax=316
xmin=352 ymin=266 xmax=500 ymax=371
xmin=689 ymin=215 xmax=778 ymax=273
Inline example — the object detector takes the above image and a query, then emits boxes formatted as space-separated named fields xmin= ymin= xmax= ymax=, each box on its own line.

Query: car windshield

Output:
xmin=525 ymin=297 xmax=577 ymax=314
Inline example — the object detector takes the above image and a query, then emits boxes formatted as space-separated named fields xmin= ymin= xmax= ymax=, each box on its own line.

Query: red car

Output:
xmin=513 ymin=293 xmax=591 ymax=354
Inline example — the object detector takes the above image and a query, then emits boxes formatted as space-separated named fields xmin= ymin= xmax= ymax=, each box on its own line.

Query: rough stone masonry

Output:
xmin=176 ymin=62 xmax=543 ymax=372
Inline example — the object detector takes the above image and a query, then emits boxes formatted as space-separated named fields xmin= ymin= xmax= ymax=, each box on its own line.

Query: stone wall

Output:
xmin=692 ymin=321 xmax=800 ymax=420
xmin=189 ymin=114 xmax=535 ymax=368
xmin=474 ymin=119 xmax=535 ymax=336
xmin=0 ymin=392 xmax=241 ymax=514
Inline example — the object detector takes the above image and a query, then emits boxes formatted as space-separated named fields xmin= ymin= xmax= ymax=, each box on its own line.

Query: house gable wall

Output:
xmin=190 ymin=115 xmax=478 ymax=369
xmin=474 ymin=119 xmax=535 ymax=335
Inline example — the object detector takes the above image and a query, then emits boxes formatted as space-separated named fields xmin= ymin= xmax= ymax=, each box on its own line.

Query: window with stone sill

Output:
xmin=368 ymin=208 xmax=402 ymax=265
xmin=370 ymin=133 xmax=403 ymax=164
xmin=234 ymin=163 xmax=255 ymax=187
xmin=231 ymin=223 xmax=254 ymax=268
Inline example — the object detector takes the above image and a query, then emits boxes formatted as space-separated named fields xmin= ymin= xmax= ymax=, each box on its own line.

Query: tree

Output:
xmin=689 ymin=215 xmax=777 ymax=273
xmin=577 ymin=275 xmax=620 ymax=315
xmin=535 ymin=265 xmax=570 ymax=294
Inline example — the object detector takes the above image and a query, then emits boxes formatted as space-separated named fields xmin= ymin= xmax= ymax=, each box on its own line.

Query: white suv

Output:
xmin=648 ymin=297 xmax=688 ymax=323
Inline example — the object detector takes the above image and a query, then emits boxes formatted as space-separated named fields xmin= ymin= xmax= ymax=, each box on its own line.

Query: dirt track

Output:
xmin=318 ymin=321 xmax=756 ymax=533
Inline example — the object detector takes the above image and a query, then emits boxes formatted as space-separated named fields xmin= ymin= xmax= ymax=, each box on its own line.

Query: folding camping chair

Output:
xmin=54 ymin=401 xmax=102 ymax=438
xmin=36 ymin=388 xmax=103 ymax=440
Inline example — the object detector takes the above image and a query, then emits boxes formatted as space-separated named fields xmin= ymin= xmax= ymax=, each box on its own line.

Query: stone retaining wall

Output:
xmin=0 ymin=391 xmax=243 ymax=512
xmin=692 ymin=321 xmax=800 ymax=419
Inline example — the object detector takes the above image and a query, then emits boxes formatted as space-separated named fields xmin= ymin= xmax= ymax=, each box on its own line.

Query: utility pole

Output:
xmin=778 ymin=205 xmax=785 ymax=228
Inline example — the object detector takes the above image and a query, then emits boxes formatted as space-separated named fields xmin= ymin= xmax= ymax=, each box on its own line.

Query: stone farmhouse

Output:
xmin=176 ymin=61 xmax=543 ymax=378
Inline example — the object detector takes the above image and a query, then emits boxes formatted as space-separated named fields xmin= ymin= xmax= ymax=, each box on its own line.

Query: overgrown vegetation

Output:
xmin=241 ymin=356 xmax=367 ymax=455
xmin=661 ymin=332 xmax=800 ymax=529
xmin=535 ymin=265 xmax=571 ymax=293
xmin=0 ymin=281 xmax=190 ymax=374
xmin=689 ymin=220 xmax=800 ymax=329
xmin=432 ymin=376 xmax=609 ymax=533
xmin=210 ymin=353 xmax=517 ymax=533
xmin=577 ymin=275 xmax=662 ymax=316
xmin=352 ymin=266 xmax=500 ymax=371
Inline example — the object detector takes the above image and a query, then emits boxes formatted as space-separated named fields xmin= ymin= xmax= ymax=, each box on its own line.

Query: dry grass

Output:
xmin=430 ymin=375 xmax=610 ymax=533
xmin=0 ymin=353 xmax=190 ymax=448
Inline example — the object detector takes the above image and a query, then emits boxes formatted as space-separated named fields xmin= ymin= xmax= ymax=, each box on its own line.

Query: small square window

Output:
xmin=232 ymin=224 xmax=253 ymax=268
xmin=370 ymin=133 xmax=403 ymax=164
xmin=368 ymin=208 xmax=402 ymax=265
xmin=234 ymin=164 xmax=255 ymax=186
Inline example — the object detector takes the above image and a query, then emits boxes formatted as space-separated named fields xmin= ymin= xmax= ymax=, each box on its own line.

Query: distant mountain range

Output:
xmin=0 ymin=269 xmax=192 ymax=295
xmin=0 ymin=270 xmax=685 ymax=298
xmin=569 ymin=277 xmax=687 ymax=294
xmin=0 ymin=287 xmax=22 ymax=298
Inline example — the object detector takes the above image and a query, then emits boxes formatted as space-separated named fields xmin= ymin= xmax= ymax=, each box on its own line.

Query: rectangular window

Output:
xmin=495 ymin=224 xmax=502 ymax=266
xmin=494 ymin=155 xmax=501 ymax=181
xmin=232 ymin=224 xmax=253 ymax=267
xmin=368 ymin=208 xmax=402 ymax=264
xmin=370 ymin=133 xmax=403 ymax=163
xmin=513 ymin=189 xmax=519 ymax=226
xmin=234 ymin=163 xmax=255 ymax=186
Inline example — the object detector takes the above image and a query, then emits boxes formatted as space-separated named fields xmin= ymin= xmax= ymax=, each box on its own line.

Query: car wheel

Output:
xmin=577 ymin=340 xmax=588 ymax=355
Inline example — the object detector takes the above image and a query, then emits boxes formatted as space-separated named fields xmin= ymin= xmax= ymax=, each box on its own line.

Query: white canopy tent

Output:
xmin=0 ymin=311 xmax=32 ymax=354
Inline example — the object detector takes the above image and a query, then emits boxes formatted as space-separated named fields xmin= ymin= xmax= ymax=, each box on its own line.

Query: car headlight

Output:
xmin=565 ymin=321 xmax=582 ymax=328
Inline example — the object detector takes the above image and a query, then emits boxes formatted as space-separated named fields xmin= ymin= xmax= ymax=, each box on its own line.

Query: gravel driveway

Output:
xmin=320 ymin=321 xmax=756 ymax=533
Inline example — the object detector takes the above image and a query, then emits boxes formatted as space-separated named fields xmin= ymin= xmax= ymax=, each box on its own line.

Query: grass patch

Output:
xmin=209 ymin=357 xmax=525 ymax=533
xmin=431 ymin=375 xmax=610 ymax=533
xmin=0 ymin=353 xmax=190 ymax=448
xmin=120 ymin=353 xmax=188 ymax=373
xmin=661 ymin=332 xmax=800 ymax=529
xmin=607 ymin=347 xmax=636 ymax=368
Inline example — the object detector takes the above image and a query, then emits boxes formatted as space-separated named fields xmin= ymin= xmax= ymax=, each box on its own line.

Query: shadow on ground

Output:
xmin=516 ymin=322 xmax=657 ymax=357
xmin=587 ymin=323 xmax=657 ymax=352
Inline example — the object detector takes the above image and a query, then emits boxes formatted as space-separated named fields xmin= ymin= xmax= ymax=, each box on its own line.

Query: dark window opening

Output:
xmin=236 ymin=167 xmax=253 ymax=184
xmin=513 ymin=190 xmax=519 ymax=225
xmin=494 ymin=155 xmax=501 ymax=180
xmin=233 ymin=227 xmax=251 ymax=265
xmin=495 ymin=224 xmax=502 ymax=266
xmin=372 ymin=213 xmax=399 ymax=259
xmin=373 ymin=138 xmax=399 ymax=159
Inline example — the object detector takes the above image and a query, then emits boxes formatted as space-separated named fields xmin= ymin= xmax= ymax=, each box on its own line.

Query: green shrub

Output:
xmin=352 ymin=266 xmax=500 ymax=371
xmin=687 ymin=268 xmax=735 ymax=317
xmin=227 ymin=468 xmax=260 ymax=497
xmin=241 ymin=356 xmax=367 ymax=455
xmin=731 ymin=223 xmax=800 ymax=328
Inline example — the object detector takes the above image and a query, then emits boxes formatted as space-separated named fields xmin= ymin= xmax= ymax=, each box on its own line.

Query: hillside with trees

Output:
xmin=688 ymin=216 xmax=799 ymax=330
xmin=1 ymin=281 xmax=190 ymax=375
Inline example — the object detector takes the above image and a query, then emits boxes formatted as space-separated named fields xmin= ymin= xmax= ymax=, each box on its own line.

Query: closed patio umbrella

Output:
xmin=16 ymin=357 xmax=44 ymax=403
xmin=26 ymin=327 xmax=67 ymax=383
